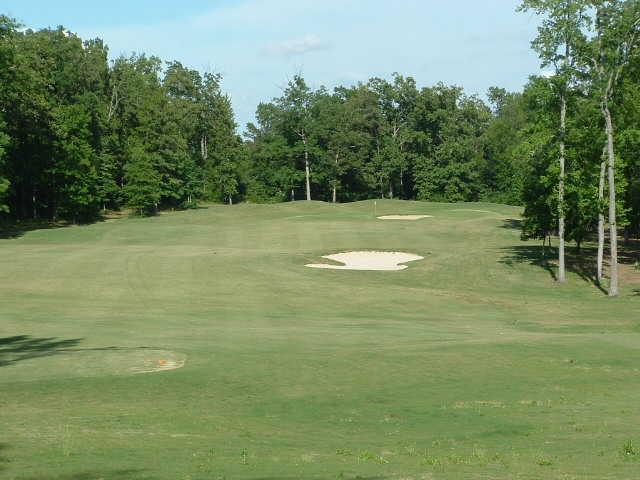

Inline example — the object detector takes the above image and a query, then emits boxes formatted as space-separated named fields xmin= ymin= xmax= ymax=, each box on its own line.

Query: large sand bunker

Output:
xmin=306 ymin=251 xmax=424 ymax=271
xmin=377 ymin=215 xmax=432 ymax=220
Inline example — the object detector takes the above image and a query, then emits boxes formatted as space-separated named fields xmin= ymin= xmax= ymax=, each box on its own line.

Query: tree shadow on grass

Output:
xmin=0 ymin=219 xmax=95 ymax=240
xmin=0 ymin=205 xmax=212 ymax=240
xmin=500 ymin=245 xmax=562 ymax=281
xmin=500 ymin=218 xmax=523 ymax=230
xmin=0 ymin=337 xmax=170 ymax=368
xmin=500 ymin=245 xmax=608 ymax=293
xmin=0 ymin=336 xmax=83 ymax=367
xmin=500 ymin=238 xmax=640 ymax=294
xmin=0 ymin=444 xmax=10 ymax=472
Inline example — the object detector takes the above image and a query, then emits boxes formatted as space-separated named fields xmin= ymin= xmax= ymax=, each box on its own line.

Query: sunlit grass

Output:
xmin=0 ymin=200 xmax=639 ymax=479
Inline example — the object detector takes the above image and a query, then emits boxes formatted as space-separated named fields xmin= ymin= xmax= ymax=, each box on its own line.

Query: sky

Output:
xmin=4 ymin=0 xmax=543 ymax=131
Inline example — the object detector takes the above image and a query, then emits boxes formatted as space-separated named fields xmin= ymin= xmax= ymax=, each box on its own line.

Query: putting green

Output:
xmin=1 ymin=200 xmax=639 ymax=480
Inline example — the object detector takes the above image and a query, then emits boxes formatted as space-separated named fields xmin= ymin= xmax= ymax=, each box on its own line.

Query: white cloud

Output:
xmin=263 ymin=34 xmax=330 ymax=57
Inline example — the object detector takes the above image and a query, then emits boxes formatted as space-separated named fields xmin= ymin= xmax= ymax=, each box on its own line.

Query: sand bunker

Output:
xmin=306 ymin=251 xmax=423 ymax=271
xmin=377 ymin=215 xmax=432 ymax=220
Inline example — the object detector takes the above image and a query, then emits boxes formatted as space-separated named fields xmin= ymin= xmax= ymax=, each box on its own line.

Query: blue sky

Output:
xmin=4 ymin=0 xmax=542 ymax=130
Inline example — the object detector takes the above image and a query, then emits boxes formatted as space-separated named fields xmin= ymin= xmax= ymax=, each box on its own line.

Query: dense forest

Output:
xmin=0 ymin=1 xmax=639 ymax=295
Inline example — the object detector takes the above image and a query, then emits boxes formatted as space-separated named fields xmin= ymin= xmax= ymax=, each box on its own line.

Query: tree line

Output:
xmin=0 ymin=17 xmax=242 ymax=220
xmin=244 ymin=75 xmax=505 ymax=205
xmin=0 ymin=1 xmax=639 ymax=295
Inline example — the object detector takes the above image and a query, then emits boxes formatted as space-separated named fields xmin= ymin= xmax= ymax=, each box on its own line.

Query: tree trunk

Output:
xmin=303 ymin=137 xmax=311 ymax=201
xmin=597 ymin=156 xmax=606 ymax=284
xmin=603 ymin=103 xmax=619 ymax=297
xmin=389 ymin=182 xmax=393 ymax=200
xmin=557 ymin=93 xmax=567 ymax=283
xmin=200 ymin=135 xmax=208 ymax=161
xmin=332 ymin=153 xmax=339 ymax=204
xmin=19 ymin=185 xmax=25 ymax=219
xmin=228 ymin=195 xmax=233 ymax=206
xmin=291 ymin=188 xmax=295 ymax=202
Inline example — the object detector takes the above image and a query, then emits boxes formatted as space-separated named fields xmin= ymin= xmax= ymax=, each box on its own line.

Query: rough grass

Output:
xmin=0 ymin=199 xmax=639 ymax=480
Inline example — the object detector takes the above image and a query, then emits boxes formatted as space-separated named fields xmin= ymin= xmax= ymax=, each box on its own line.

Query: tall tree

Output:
xmin=481 ymin=88 xmax=529 ymax=205
xmin=412 ymin=85 xmax=489 ymax=202
xmin=278 ymin=76 xmax=316 ymax=201
xmin=0 ymin=16 xmax=18 ymax=214
xmin=519 ymin=0 xmax=589 ymax=283
xmin=368 ymin=74 xmax=418 ymax=199
xmin=124 ymin=141 xmax=161 ymax=215
xmin=584 ymin=0 xmax=640 ymax=296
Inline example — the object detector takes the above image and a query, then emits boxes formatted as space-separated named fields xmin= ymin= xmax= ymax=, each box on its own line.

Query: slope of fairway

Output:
xmin=1 ymin=200 xmax=639 ymax=480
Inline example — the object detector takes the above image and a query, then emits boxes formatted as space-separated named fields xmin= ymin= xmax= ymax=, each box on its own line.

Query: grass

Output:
xmin=0 ymin=199 xmax=639 ymax=480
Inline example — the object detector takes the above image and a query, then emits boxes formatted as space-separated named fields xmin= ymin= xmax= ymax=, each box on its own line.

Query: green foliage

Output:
xmin=50 ymin=103 xmax=101 ymax=221
xmin=0 ymin=116 xmax=9 ymax=214
xmin=96 ymin=152 xmax=122 ymax=210
xmin=0 ymin=28 xmax=240 ymax=221
xmin=124 ymin=142 xmax=161 ymax=215
xmin=481 ymin=89 xmax=529 ymax=205
xmin=217 ymin=157 xmax=240 ymax=204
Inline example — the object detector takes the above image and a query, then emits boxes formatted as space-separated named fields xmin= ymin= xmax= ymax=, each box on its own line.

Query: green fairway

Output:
xmin=1 ymin=200 xmax=639 ymax=480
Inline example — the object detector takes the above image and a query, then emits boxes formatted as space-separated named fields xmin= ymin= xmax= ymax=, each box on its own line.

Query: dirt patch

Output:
xmin=306 ymin=251 xmax=424 ymax=271
xmin=130 ymin=356 xmax=186 ymax=374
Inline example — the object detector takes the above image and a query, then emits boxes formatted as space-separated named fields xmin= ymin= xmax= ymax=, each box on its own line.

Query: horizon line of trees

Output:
xmin=0 ymin=16 xmax=243 ymax=222
xmin=1 ymin=1 xmax=639 ymax=296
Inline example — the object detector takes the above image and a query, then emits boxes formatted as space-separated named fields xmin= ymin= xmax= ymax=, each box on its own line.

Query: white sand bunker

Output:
xmin=306 ymin=251 xmax=424 ymax=271
xmin=377 ymin=215 xmax=432 ymax=221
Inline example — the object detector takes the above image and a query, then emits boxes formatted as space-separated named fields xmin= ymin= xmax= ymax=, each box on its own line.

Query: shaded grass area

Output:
xmin=500 ymin=237 xmax=640 ymax=294
xmin=0 ymin=336 xmax=83 ymax=367
xmin=0 ymin=200 xmax=639 ymax=479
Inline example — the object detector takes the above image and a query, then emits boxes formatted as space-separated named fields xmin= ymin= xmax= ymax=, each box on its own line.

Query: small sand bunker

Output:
xmin=306 ymin=251 xmax=423 ymax=271
xmin=377 ymin=215 xmax=432 ymax=221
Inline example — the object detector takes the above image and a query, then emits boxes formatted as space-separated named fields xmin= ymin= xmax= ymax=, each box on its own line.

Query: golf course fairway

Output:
xmin=1 ymin=200 xmax=639 ymax=479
